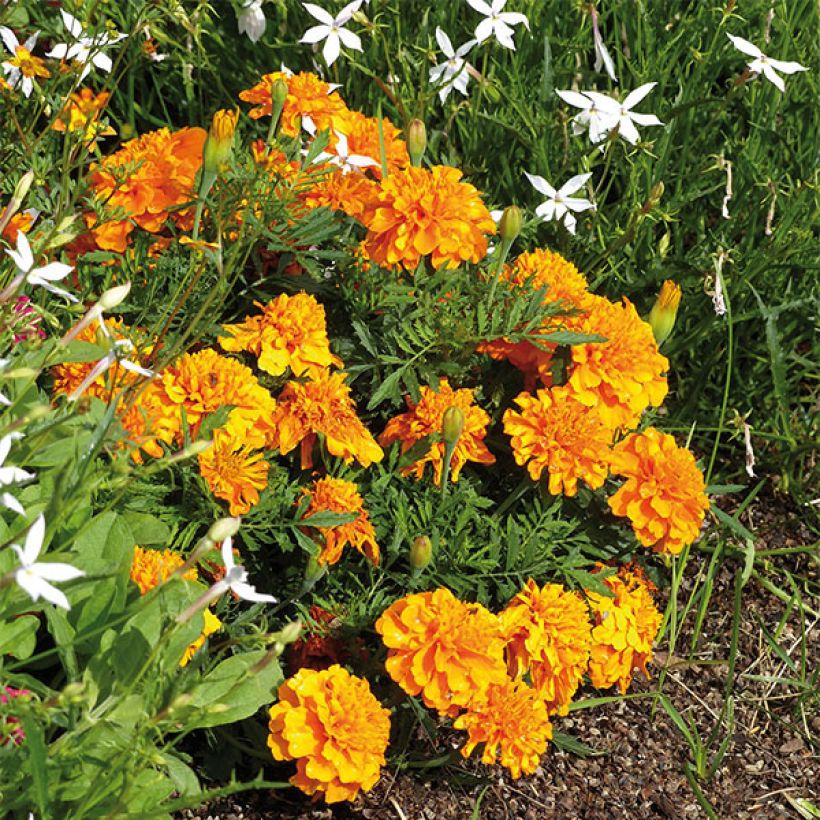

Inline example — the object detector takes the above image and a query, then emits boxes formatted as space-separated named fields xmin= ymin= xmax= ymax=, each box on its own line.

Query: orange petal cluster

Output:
xmin=267 ymin=665 xmax=391 ymax=803
xmin=269 ymin=370 xmax=383 ymax=469
xmin=179 ymin=609 xmax=222 ymax=667
xmin=379 ymin=378 xmax=495 ymax=486
xmin=563 ymin=295 xmax=669 ymax=431
xmin=502 ymin=386 xmax=612 ymax=494
xmin=375 ymin=588 xmax=508 ymax=716
xmin=607 ymin=427 xmax=709 ymax=554
xmin=360 ymin=165 xmax=496 ymax=270
xmin=52 ymin=87 xmax=115 ymax=142
xmin=219 ymin=292 xmax=341 ymax=379
xmin=87 ymin=126 xmax=206 ymax=251
xmin=500 ymin=580 xmax=592 ymax=715
xmin=130 ymin=546 xmax=197 ymax=594
xmin=300 ymin=476 xmax=379 ymax=566
xmin=586 ymin=566 xmax=662 ymax=693
xmin=302 ymin=168 xmax=379 ymax=221
xmin=453 ymin=678 xmax=552 ymax=779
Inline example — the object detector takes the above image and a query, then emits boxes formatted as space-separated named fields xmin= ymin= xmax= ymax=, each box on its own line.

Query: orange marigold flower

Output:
xmin=1 ymin=209 xmax=35 ymax=242
xmin=379 ymin=378 xmax=495 ymax=486
xmin=586 ymin=565 xmax=662 ymax=693
xmin=503 ymin=386 xmax=612 ymax=494
xmin=219 ymin=292 xmax=341 ymax=379
xmin=239 ymin=70 xmax=349 ymax=135
xmin=563 ymin=295 xmax=669 ymax=431
xmin=153 ymin=348 xmax=276 ymax=450
xmin=52 ymin=88 xmax=115 ymax=142
xmin=607 ymin=427 xmax=709 ymax=555
xmin=500 ymin=580 xmax=592 ymax=715
xmin=198 ymin=428 xmax=269 ymax=516
xmin=334 ymin=109 xmax=409 ymax=178
xmin=267 ymin=665 xmax=391 ymax=804
xmin=361 ymin=165 xmax=496 ymax=271
xmin=300 ymin=476 xmax=379 ymax=566
xmin=269 ymin=370 xmax=383 ymax=469
xmin=130 ymin=545 xmax=197 ymax=594
xmin=87 ymin=126 xmax=206 ymax=251
xmin=454 ymin=678 xmax=552 ymax=779
xmin=301 ymin=167 xmax=379 ymax=221
xmin=375 ymin=588 xmax=508 ymax=716
xmin=179 ymin=608 xmax=222 ymax=667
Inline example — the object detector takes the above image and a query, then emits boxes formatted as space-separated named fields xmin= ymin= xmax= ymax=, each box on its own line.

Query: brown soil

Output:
xmin=183 ymin=493 xmax=818 ymax=819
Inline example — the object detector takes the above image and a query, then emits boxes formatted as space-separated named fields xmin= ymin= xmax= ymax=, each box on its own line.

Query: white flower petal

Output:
xmin=0 ymin=26 xmax=19 ymax=55
xmin=562 ymin=212 xmax=578 ymax=234
xmin=2 ymin=492 xmax=25 ymax=516
xmin=61 ymin=10 xmax=84 ymax=39
xmin=301 ymin=24 xmax=330 ymax=44
xmin=322 ymin=30 xmax=341 ymax=65
xmin=556 ymin=89 xmax=592 ymax=110
xmin=500 ymin=12 xmax=529 ymax=30
xmin=337 ymin=28 xmax=362 ymax=52
xmin=31 ymin=562 xmax=85 ymax=583
xmin=465 ymin=0 xmax=493 ymax=14
xmin=474 ymin=17 xmax=495 ymax=43
xmin=524 ymin=172 xmax=556 ymax=198
xmin=534 ymin=200 xmax=556 ymax=221
xmin=630 ymin=112 xmax=663 ymax=127
xmin=91 ymin=52 xmax=113 ymax=73
xmin=221 ymin=535 xmax=235 ymax=571
xmin=29 ymin=262 xmax=73 ymax=282
xmin=303 ymin=3 xmax=335 ymax=25
xmin=435 ymin=27 xmax=454 ymax=58
xmin=230 ymin=581 xmax=277 ymax=603
xmin=766 ymin=57 xmax=808 ymax=75
xmin=622 ymin=81 xmax=657 ymax=110
xmin=617 ymin=115 xmax=641 ymax=144
xmin=760 ymin=63 xmax=785 ymax=92
xmin=558 ymin=172 xmax=593 ymax=196
xmin=21 ymin=514 xmax=45 ymax=564
xmin=727 ymin=34 xmax=762 ymax=59
xmin=563 ymin=196 xmax=595 ymax=213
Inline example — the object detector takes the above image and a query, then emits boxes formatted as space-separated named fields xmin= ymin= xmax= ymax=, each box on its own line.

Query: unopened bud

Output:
xmin=272 ymin=78 xmax=289 ymax=107
xmin=658 ymin=231 xmax=670 ymax=259
xmin=648 ymin=280 xmax=681 ymax=346
xmin=409 ymin=535 xmax=433 ymax=572
xmin=278 ymin=620 xmax=303 ymax=645
xmin=407 ymin=119 xmax=427 ymax=166
xmin=207 ymin=516 xmax=242 ymax=544
xmin=303 ymin=554 xmax=327 ymax=589
xmin=202 ymin=109 xmax=238 ymax=174
xmin=442 ymin=405 xmax=465 ymax=447
xmin=499 ymin=205 xmax=522 ymax=244
xmin=642 ymin=181 xmax=664 ymax=213
xmin=10 ymin=171 xmax=35 ymax=210
xmin=168 ymin=439 xmax=213 ymax=463
xmin=98 ymin=282 xmax=131 ymax=311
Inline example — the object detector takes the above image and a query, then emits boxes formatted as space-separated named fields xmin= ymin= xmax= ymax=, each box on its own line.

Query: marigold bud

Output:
xmin=203 ymin=109 xmax=238 ymax=173
xmin=409 ymin=535 xmax=433 ymax=572
xmin=10 ymin=170 xmax=34 ymax=209
xmin=442 ymin=405 xmax=465 ymax=447
xmin=207 ymin=516 xmax=242 ymax=544
xmin=97 ymin=282 xmax=131 ymax=311
xmin=648 ymin=280 xmax=681 ymax=345
xmin=272 ymin=78 xmax=289 ymax=107
xmin=407 ymin=119 xmax=427 ymax=166
xmin=499 ymin=205 xmax=522 ymax=243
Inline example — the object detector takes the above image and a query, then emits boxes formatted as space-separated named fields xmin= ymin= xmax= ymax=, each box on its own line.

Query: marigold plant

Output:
xmin=375 ymin=587 xmax=508 ymax=716
xmin=267 ymin=665 xmax=390 ymax=803
xmin=129 ymin=545 xmax=197 ymax=594
xmin=453 ymin=677 xmax=552 ymax=779
xmin=500 ymin=580 xmax=592 ymax=715
xmin=607 ymin=427 xmax=710 ymax=554
xmin=503 ymin=386 xmax=612 ymax=494
xmin=300 ymin=476 xmax=379 ymax=566
xmin=379 ymin=378 xmax=496 ymax=486
xmin=586 ymin=566 xmax=662 ymax=693
xmin=360 ymin=165 xmax=496 ymax=270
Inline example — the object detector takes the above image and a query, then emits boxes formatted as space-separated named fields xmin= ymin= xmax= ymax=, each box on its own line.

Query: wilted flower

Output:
xmin=525 ymin=172 xmax=595 ymax=235
xmin=727 ymin=33 xmax=808 ymax=93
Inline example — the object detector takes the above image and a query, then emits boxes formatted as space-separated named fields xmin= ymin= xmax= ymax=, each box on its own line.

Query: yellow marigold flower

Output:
xmin=267 ymin=665 xmax=391 ymax=804
xmin=454 ymin=678 xmax=552 ymax=779
xmin=153 ymin=348 xmax=277 ymax=450
xmin=198 ymin=428 xmax=269 ymax=516
xmin=361 ymin=165 xmax=496 ymax=271
xmin=607 ymin=427 xmax=709 ymax=555
xmin=179 ymin=608 xmax=222 ymax=668
xmin=563 ymin=295 xmax=669 ymax=431
xmin=239 ymin=70 xmax=349 ymax=135
xmin=269 ymin=370 xmax=383 ymax=469
xmin=52 ymin=88 xmax=115 ymax=142
xmin=301 ymin=167 xmax=379 ymax=221
xmin=375 ymin=588 xmax=508 ymax=717
xmin=300 ymin=476 xmax=379 ymax=566
xmin=586 ymin=566 xmax=662 ymax=693
xmin=130 ymin=546 xmax=197 ymax=595
xmin=6 ymin=45 xmax=50 ymax=81
xmin=500 ymin=580 xmax=592 ymax=715
xmin=502 ymin=386 xmax=612 ymax=495
xmin=379 ymin=378 xmax=496 ymax=486
xmin=219 ymin=292 xmax=342 ymax=380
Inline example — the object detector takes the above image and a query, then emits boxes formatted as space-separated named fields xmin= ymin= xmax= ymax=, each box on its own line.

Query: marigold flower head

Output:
xmin=6 ymin=45 xmax=49 ymax=81
xmin=219 ymin=292 xmax=341 ymax=380
xmin=301 ymin=166 xmax=379 ymax=221
xmin=179 ymin=608 xmax=222 ymax=667
xmin=379 ymin=378 xmax=495 ymax=486
xmin=500 ymin=580 xmax=592 ymax=715
xmin=87 ymin=126 xmax=206 ymax=251
xmin=586 ymin=565 xmax=662 ymax=693
xmin=130 ymin=546 xmax=197 ymax=595
xmin=1 ymin=209 xmax=36 ymax=242
xmin=198 ymin=428 xmax=269 ymax=516
xmin=334 ymin=109 xmax=409 ymax=178
xmin=286 ymin=605 xmax=364 ymax=675
xmin=267 ymin=665 xmax=390 ymax=803
xmin=269 ymin=370 xmax=383 ymax=469
xmin=375 ymin=588 xmax=508 ymax=716
xmin=503 ymin=386 xmax=612 ymax=495
xmin=608 ymin=427 xmax=709 ymax=555
xmin=52 ymin=88 xmax=115 ymax=142
xmin=454 ymin=678 xmax=552 ymax=779
xmin=361 ymin=165 xmax=496 ymax=271
xmin=153 ymin=348 xmax=277 ymax=450
xmin=563 ymin=295 xmax=669 ymax=431
xmin=300 ymin=476 xmax=379 ymax=566
xmin=239 ymin=70 xmax=349 ymax=135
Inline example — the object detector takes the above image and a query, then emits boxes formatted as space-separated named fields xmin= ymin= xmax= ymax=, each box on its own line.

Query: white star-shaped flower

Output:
xmin=0 ymin=27 xmax=40 ymax=97
xmin=216 ymin=536 xmax=277 ymax=603
xmin=300 ymin=1 xmax=362 ymax=67
xmin=465 ymin=0 xmax=530 ymax=51
xmin=429 ymin=28 xmax=476 ymax=103
xmin=46 ymin=10 xmax=124 ymax=81
xmin=727 ymin=34 xmax=808 ymax=93
xmin=5 ymin=230 xmax=77 ymax=302
xmin=12 ymin=515 xmax=85 ymax=610
xmin=525 ymin=171 xmax=595 ymax=235
xmin=0 ymin=433 xmax=33 ymax=516
xmin=67 ymin=339 xmax=154 ymax=402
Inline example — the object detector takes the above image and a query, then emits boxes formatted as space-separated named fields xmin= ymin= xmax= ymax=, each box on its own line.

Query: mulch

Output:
xmin=182 ymin=491 xmax=818 ymax=819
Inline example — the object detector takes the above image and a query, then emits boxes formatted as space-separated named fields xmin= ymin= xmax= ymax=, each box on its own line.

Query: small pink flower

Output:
xmin=0 ymin=686 xmax=31 ymax=746
xmin=12 ymin=296 xmax=45 ymax=343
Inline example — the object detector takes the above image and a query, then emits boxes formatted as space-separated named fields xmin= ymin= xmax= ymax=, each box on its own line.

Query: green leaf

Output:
xmin=122 ymin=512 xmax=172 ymax=545
xmin=0 ymin=614 xmax=38 ymax=659
xmin=297 ymin=510 xmax=359 ymax=529
xmin=551 ymin=730 xmax=606 ymax=757
xmin=199 ymin=405 xmax=235 ymax=439
xmin=21 ymin=714 xmax=50 ymax=820
xmin=162 ymin=753 xmax=201 ymax=798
